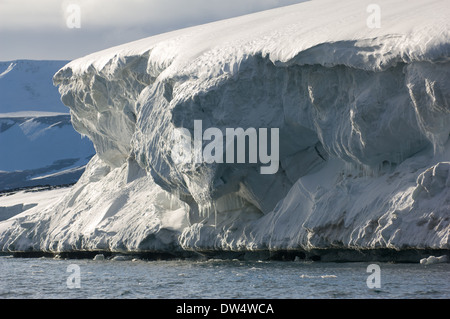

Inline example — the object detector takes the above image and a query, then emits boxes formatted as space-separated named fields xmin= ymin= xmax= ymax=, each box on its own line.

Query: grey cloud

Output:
xmin=0 ymin=0 xmax=304 ymax=60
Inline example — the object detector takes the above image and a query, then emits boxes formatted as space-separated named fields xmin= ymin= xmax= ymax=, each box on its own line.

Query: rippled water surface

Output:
xmin=1 ymin=256 xmax=449 ymax=299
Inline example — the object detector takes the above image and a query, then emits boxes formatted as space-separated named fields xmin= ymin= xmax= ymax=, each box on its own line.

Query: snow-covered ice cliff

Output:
xmin=0 ymin=0 xmax=449 ymax=260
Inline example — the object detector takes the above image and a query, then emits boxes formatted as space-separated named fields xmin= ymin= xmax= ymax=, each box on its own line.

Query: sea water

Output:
xmin=0 ymin=256 xmax=448 ymax=299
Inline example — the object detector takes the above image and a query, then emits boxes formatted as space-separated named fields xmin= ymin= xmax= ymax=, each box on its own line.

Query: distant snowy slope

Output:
xmin=0 ymin=114 xmax=93 ymax=172
xmin=0 ymin=60 xmax=95 ymax=191
xmin=0 ymin=60 xmax=70 ymax=114
xmin=0 ymin=114 xmax=95 ymax=191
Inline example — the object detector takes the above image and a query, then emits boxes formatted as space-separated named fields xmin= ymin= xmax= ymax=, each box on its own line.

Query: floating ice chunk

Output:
xmin=111 ymin=255 xmax=132 ymax=261
xmin=93 ymin=254 xmax=105 ymax=261
xmin=299 ymin=274 xmax=337 ymax=279
xmin=419 ymin=255 xmax=448 ymax=265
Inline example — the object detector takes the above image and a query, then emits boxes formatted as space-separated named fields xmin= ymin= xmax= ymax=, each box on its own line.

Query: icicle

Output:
xmin=170 ymin=188 xmax=180 ymax=210
xmin=212 ymin=201 xmax=217 ymax=229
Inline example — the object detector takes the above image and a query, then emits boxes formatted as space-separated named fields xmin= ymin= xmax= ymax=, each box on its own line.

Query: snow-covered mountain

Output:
xmin=0 ymin=60 xmax=95 ymax=191
xmin=0 ymin=0 xmax=449 ymax=261
xmin=0 ymin=113 xmax=95 ymax=191
xmin=0 ymin=60 xmax=70 ymax=114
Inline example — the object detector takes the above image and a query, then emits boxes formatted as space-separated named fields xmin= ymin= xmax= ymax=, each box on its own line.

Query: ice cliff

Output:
xmin=0 ymin=0 xmax=449 ymax=260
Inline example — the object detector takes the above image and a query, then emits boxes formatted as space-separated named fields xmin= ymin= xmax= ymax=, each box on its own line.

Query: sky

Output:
xmin=0 ymin=0 xmax=304 ymax=61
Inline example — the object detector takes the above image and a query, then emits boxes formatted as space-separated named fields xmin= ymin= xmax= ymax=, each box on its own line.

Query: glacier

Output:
xmin=0 ymin=0 xmax=449 ymax=261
